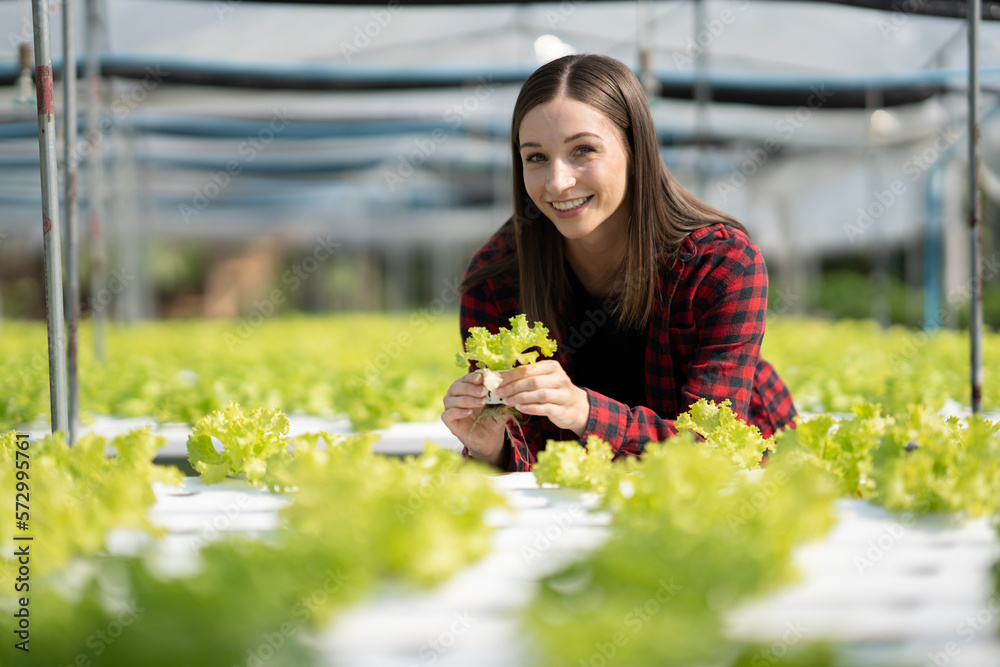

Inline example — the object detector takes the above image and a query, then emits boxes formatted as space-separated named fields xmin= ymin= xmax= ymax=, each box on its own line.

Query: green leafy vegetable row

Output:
xmin=532 ymin=398 xmax=772 ymax=495
xmin=0 ymin=314 xmax=459 ymax=432
xmin=528 ymin=399 xmax=1000 ymax=666
xmin=761 ymin=318 xmax=1000 ymax=414
xmin=0 ymin=429 xmax=182 ymax=585
xmin=0 ymin=406 xmax=506 ymax=666
xmin=5 ymin=315 xmax=998 ymax=434
xmin=528 ymin=437 xmax=839 ymax=666
xmin=536 ymin=398 xmax=1000 ymax=519
xmin=781 ymin=403 xmax=1000 ymax=516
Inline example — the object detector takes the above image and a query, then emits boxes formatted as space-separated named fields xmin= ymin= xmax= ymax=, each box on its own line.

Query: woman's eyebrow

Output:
xmin=519 ymin=131 xmax=603 ymax=151
xmin=563 ymin=131 xmax=602 ymax=144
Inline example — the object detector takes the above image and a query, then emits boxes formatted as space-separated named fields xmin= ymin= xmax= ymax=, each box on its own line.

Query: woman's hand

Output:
xmin=495 ymin=360 xmax=590 ymax=436
xmin=441 ymin=371 xmax=508 ymax=468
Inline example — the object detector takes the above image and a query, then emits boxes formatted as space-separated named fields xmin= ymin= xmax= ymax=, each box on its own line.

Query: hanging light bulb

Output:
xmin=534 ymin=35 xmax=575 ymax=65
xmin=869 ymin=109 xmax=900 ymax=143
xmin=14 ymin=42 xmax=36 ymax=107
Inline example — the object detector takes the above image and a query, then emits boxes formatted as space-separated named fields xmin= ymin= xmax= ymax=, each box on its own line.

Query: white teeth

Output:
xmin=551 ymin=197 xmax=588 ymax=211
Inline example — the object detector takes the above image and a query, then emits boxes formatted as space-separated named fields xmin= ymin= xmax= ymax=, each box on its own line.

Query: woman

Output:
xmin=441 ymin=54 xmax=796 ymax=471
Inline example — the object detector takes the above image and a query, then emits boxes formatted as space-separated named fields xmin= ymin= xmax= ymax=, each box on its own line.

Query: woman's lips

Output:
xmin=548 ymin=195 xmax=592 ymax=217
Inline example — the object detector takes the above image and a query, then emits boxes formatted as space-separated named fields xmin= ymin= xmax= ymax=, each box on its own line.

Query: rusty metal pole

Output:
xmin=64 ymin=0 xmax=80 ymax=443
xmin=86 ymin=0 xmax=106 ymax=361
xmin=30 ymin=0 xmax=69 ymax=435
xmin=968 ymin=0 xmax=983 ymax=414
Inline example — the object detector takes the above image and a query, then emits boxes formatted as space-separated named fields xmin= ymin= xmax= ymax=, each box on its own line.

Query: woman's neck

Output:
xmin=564 ymin=232 xmax=627 ymax=297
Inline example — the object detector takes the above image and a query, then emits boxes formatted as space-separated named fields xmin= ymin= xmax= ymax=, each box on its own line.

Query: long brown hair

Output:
xmin=464 ymin=54 xmax=745 ymax=333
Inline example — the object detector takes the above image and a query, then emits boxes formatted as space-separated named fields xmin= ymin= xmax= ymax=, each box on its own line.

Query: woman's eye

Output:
xmin=524 ymin=153 xmax=545 ymax=163
xmin=575 ymin=145 xmax=596 ymax=156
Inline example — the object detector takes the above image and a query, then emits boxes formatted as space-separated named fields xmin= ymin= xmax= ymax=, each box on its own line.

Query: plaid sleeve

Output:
xmin=681 ymin=229 xmax=767 ymax=424
xmin=748 ymin=358 xmax=798 ymax=438
xmin=581 ymin=389 xmax=678 ymax=457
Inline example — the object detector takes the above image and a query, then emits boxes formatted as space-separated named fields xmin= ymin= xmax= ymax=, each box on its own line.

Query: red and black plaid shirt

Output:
xmin=460 ymin=222 xmax=797 ymax=472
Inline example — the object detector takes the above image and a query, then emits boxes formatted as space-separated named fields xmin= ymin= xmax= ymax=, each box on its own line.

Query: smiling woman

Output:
xmin=519 ymin=97 xmax=634 ymax=307
xmin=441 ymin=54 xmax=798 ymax=472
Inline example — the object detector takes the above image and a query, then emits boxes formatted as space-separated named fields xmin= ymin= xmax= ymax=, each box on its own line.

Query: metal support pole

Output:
xmin=866 ymin=89 xmax=891 ymax=328
xmin=30 ymin=0 xmax=69 ymax=435
xmin=924 ymin=165 xmax=943 ymax=332
xmin=637 ymin=0 xmax=658 ymax=99
xmin=64 ymin=0 xmax=80 ymax=443
xmin=86 ymin=0 xmax=106 ymax=361
xmin=693 ymin=0 xmax=710 ymax=198
xmin=968 ymin=0 xmax=983 ymax=414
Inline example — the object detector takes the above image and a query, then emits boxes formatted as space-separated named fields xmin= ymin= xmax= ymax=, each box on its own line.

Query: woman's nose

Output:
xmin=547 ymin=159 xmax=575 ymax=192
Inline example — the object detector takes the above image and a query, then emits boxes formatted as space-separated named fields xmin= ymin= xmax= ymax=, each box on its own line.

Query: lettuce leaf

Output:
xmin=457 ymin=314 xmax=558 ymax=372
xmin=186 ymin=401 xmax=291 ymax=485
xmin=533 ymin=435 xmax=614 ymax=492
xmin=0 ymin=428 xmax=182 ymax=582
xmin=529 ymin=437 xmax=839 ymax=667
xmin=1 ymin=436 xmax=505 ymax=667
xmin=674 ymin=398 xmax=771 ymax=470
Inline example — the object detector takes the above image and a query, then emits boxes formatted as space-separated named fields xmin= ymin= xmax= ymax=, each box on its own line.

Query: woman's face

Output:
xmin=518 ymin=95 xmax=631 ymax=244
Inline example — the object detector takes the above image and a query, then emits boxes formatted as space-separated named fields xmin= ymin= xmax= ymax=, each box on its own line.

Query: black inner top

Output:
xmin=563 ymin=264 xmax=648 ymax=409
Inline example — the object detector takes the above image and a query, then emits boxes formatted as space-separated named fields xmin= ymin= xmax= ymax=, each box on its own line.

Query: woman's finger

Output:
xmin=440 ymin=406 xmax=475 ymax=423
xmin=446 ymin=373 xmax=488 ymax=399
xmin=504 ymin=387 xmax=556 ymax=407
xmin=496 ymin=362 xmax=566 ymax=401
xmin=442 ymin=393 xmax=487 ymax=410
